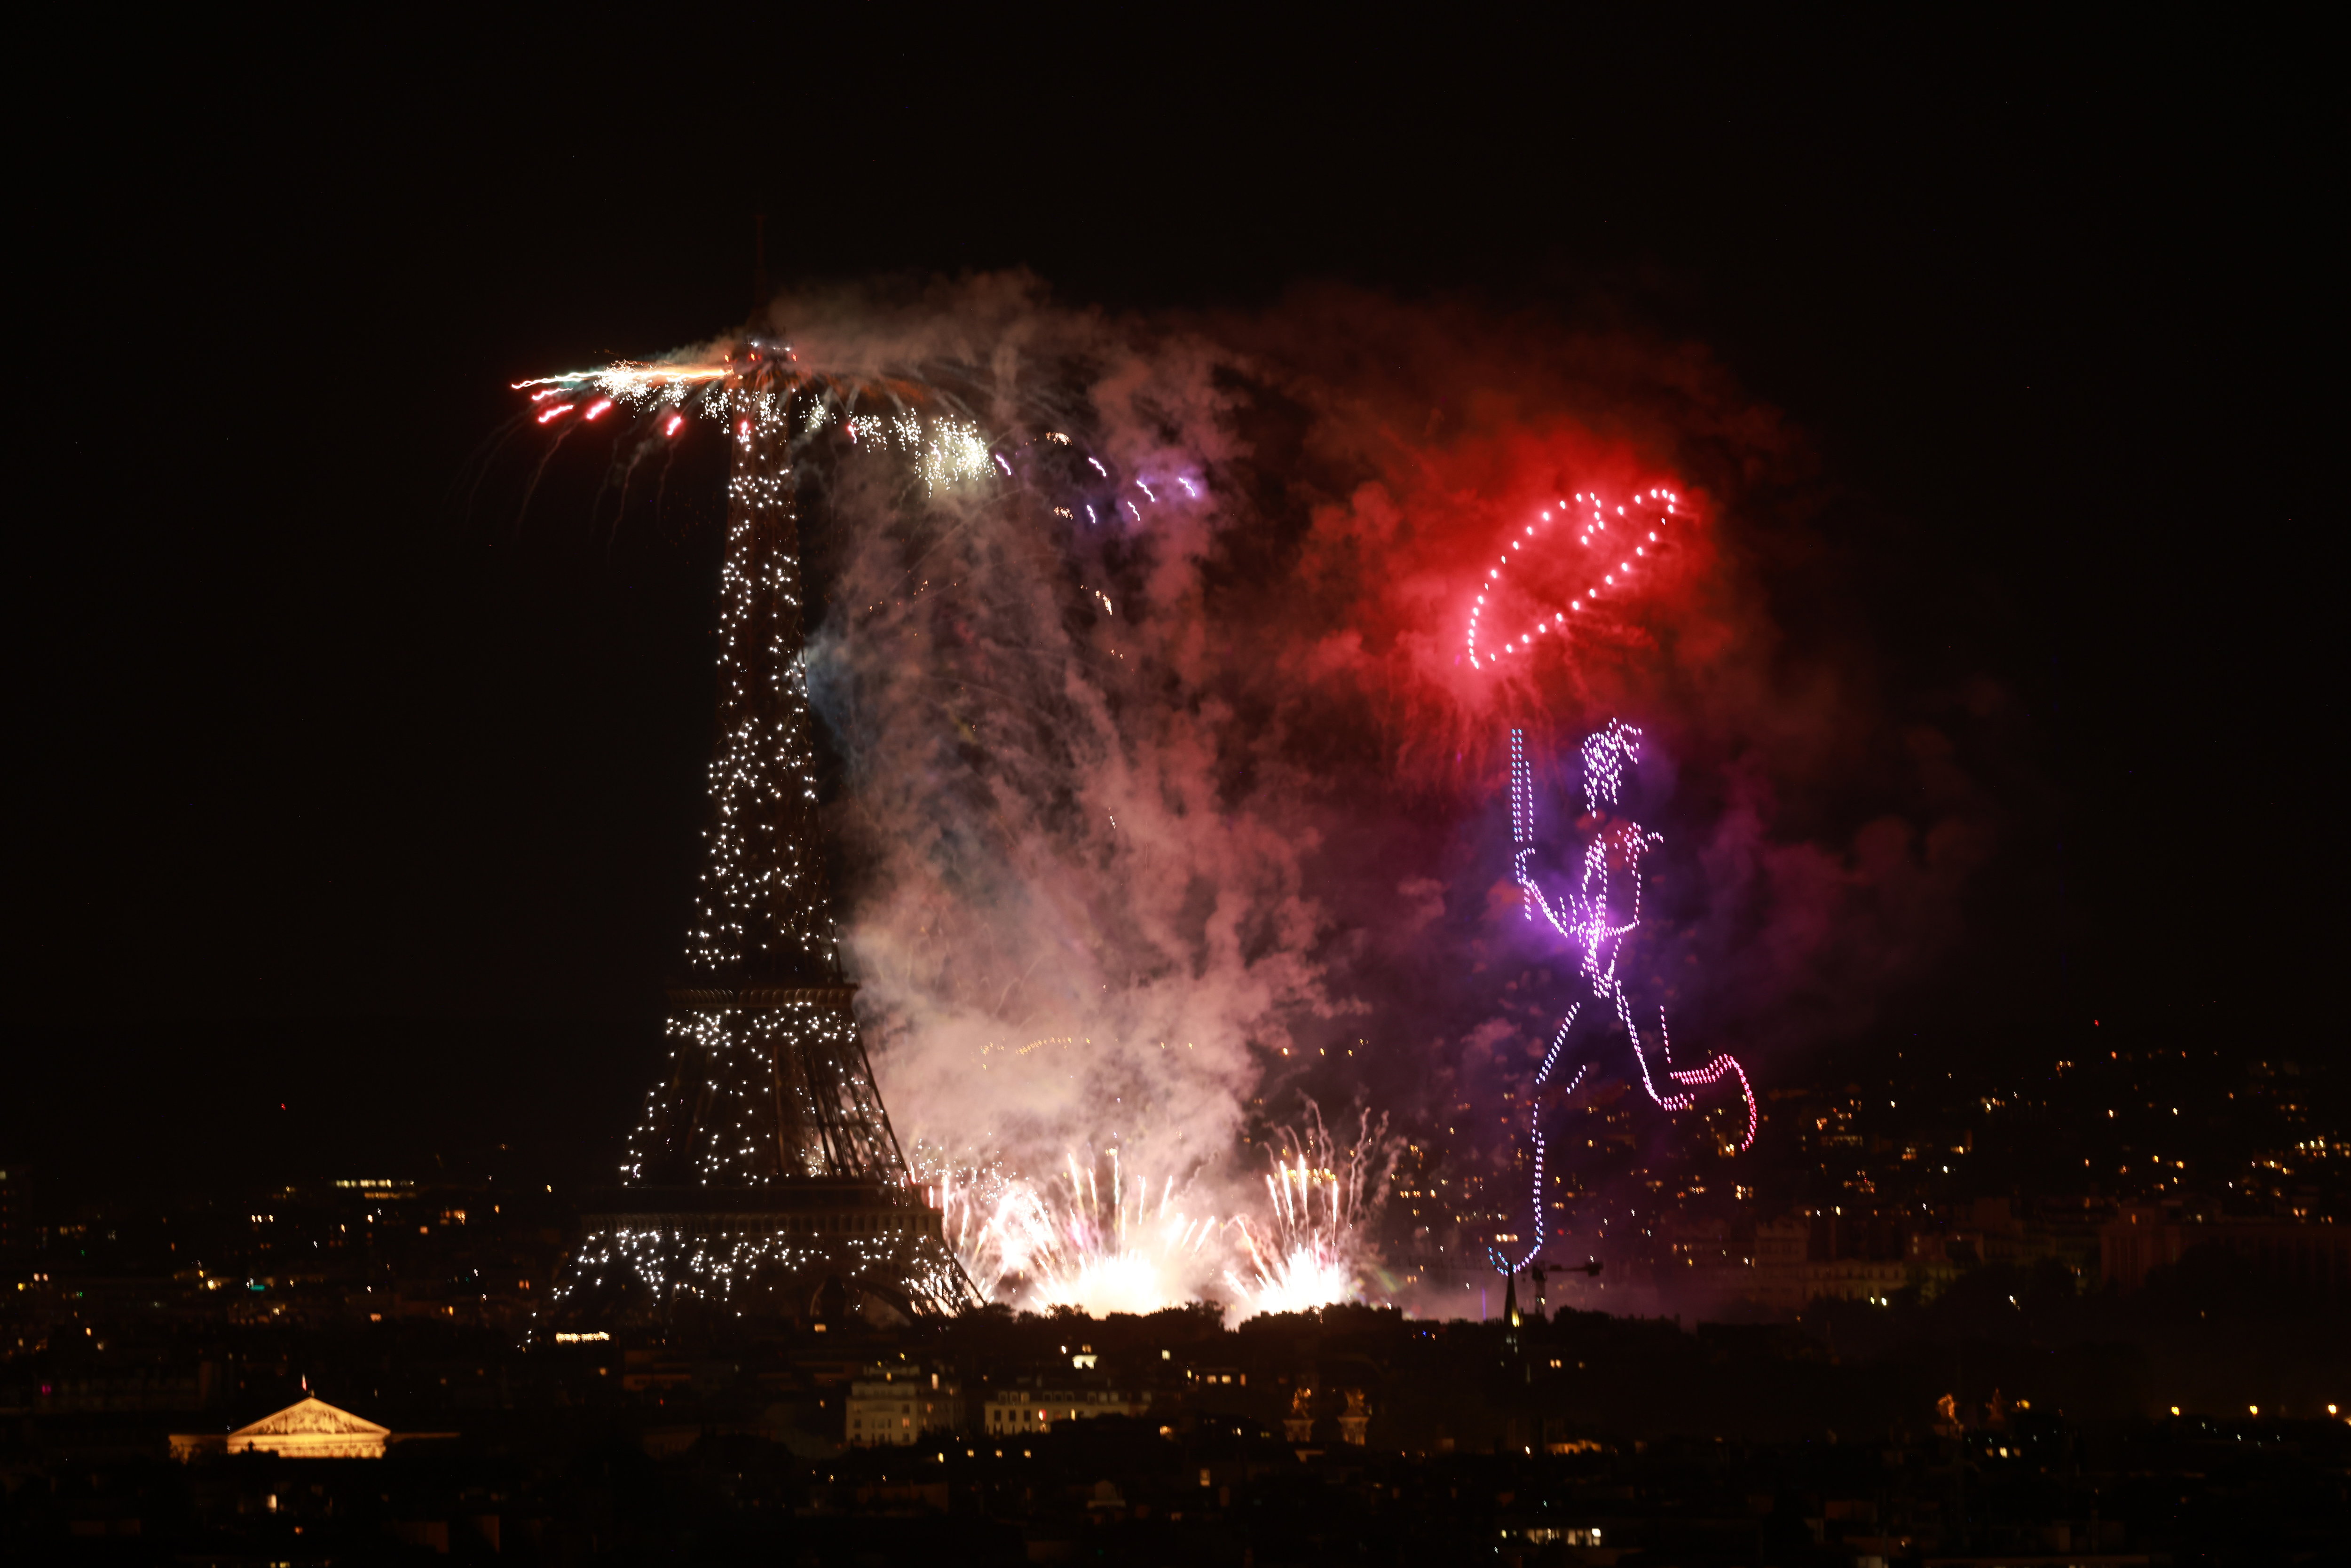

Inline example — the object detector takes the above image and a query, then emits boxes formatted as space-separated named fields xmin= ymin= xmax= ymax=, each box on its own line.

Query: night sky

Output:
xmin=12 ymin=18 xmax=2327 ymax=1199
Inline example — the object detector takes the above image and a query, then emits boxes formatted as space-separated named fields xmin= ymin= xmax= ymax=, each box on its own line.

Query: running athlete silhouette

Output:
xmin=1495 ymin=722 xmax=1756 ymax=1275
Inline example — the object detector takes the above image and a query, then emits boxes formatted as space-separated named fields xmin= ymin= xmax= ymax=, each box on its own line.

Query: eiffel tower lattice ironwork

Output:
xmin=559 ymin=345 xmax=978 ymax=1324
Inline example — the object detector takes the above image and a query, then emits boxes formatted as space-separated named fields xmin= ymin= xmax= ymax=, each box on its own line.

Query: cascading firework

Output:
xmin=943 ymin=1151 xmax=1223 ymax=1316
xmin=1226 ymin=1108 xmax=1394 ymax=1320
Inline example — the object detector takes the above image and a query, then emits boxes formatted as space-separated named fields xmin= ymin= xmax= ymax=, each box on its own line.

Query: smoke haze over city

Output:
xmin=698 ymin=277 xmax=1997 ymax=1298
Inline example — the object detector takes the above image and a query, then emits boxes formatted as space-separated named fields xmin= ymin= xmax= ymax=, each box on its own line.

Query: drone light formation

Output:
xmin=1497 ymin=720 xmax=1758 ymax=1276
xmin=1466 ymin=489 xmax=1680 ymax=670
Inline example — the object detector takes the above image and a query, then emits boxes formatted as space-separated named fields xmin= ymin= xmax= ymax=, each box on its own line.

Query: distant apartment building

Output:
xmin=1725 ymin=1210 xmax=1971 ymax=1312
xmin=1797 ymin=1258 xmax=1914 ymax=1305
xmin=982 ymin=1385 xmax=1149 ymax=1436
xmin=844 ymin=1364 xmax=964 ymax=1446
xmin=2102 ymin=1206 xmax=2348 ymax=1300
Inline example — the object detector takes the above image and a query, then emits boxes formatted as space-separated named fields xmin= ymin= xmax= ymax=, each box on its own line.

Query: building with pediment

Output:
xmin=170 ymin=1395 xmax=392 ymax=1461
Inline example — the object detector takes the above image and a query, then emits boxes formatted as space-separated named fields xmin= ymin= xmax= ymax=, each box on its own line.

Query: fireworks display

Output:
xmin=519 ymin=330 xmax=1393 ymax=1323
xmin=942 ymin=1153 xmax=1221 ymax=1317
xmin=519 ymin=330 xmax=1744 ymax=1317
xmin=1226 ymin=1109 xmax=1394 ymax=1320
xmin=32 ymin=47 xmax=2316 ymax=1554
xmin=933 ymin=1107 xmax=1391 ymax=1322
xmin=501 ymin=277 xmax=1986 ymax=1325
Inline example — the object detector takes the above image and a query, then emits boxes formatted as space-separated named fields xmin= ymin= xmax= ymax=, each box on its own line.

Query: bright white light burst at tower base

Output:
xmin=1226 ymin=1109 xmax=1392 ymax=1321
xmin=938 ymin=1111 xmax=1391 ymax=1321
xmin=943 ymin=1152 xmax=1222 ymax=1318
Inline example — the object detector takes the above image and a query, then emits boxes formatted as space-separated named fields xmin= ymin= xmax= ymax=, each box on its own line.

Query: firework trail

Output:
xmin=1226 ymin=1106 xmax=1395 ymax=1320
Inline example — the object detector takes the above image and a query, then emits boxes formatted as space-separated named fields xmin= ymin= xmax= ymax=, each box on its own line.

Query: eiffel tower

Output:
xmin=560 ymin=343 xmax=978 ymax=1324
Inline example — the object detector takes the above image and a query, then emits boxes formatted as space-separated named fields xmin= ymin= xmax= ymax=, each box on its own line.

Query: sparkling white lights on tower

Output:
xmin=520 ymin=343 xmax=1374 ymax=1321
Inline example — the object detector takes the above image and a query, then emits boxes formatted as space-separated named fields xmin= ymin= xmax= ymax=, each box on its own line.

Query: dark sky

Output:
xmin=11 ymin=17 xmax=2328 ymax=1195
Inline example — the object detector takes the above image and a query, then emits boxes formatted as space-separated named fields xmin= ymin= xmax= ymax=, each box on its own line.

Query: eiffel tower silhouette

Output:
xmin=560 ymin=341 xmax=977 ymax=1324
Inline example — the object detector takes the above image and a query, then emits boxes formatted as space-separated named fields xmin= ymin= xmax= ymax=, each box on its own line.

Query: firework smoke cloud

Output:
xmin=563 ymin=274 xmax=1995 ymax=1315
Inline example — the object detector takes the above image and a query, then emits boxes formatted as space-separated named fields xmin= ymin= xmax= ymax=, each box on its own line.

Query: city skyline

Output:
xmin=6 ymin=15 xmax=2337 ymax=1560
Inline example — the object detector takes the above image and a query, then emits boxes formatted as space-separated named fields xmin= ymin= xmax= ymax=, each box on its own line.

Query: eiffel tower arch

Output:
xmin=552 ymin=342 xmax=979 ymax=1329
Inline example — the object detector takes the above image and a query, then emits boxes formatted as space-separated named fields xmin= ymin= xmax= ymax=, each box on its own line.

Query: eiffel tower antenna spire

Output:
xmin=751 ymin=211 xmax=771 ymax=317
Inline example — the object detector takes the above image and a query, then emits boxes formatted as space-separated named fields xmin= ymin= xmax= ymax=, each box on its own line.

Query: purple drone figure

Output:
xmin=1496 ymin=721 xmax=1757 ymax=1276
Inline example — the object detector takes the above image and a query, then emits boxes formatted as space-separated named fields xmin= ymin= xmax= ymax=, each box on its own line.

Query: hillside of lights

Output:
xmin=513 ymin=338 xmax=1759 ymax=1323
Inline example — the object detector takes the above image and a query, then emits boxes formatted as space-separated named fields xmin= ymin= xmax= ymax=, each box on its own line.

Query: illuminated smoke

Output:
xmin=789 ymin=279 xmax=1349 ymax=1226
xmin=516 ymin=275 xmax=1997 ymax=1316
